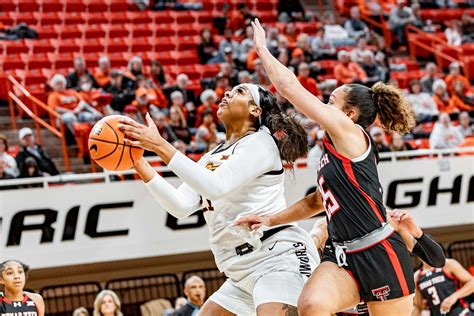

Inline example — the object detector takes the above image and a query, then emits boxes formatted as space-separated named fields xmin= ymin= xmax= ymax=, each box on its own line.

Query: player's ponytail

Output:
xmin=257 ymin=88 xmax=308 ymax=165
xmin=343 ymin=82 xmax=415 ymax=134
xmin=370 ymin=82 xmax=416 ymax=134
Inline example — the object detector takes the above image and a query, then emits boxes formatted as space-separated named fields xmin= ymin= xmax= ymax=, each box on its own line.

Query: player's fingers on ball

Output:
xmin=124 ymin=131 xmax=142 ymax=140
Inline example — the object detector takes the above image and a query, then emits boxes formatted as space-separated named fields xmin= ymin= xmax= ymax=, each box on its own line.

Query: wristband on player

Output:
xmin=412 ymin=233 xmax=446 ymax=268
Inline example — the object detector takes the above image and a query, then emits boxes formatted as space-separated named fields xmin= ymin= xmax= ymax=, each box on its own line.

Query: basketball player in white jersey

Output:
xmin=118 ymin=84 xmax=320 ymax=315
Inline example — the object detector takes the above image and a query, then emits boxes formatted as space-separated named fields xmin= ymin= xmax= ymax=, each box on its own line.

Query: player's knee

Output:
xmin=298 ymin=295 xmax=332 ymax=316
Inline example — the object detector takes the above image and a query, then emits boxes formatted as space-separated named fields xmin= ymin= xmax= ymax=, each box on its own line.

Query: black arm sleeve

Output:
xmin=412 ymin=233 xmax=446 ymax=268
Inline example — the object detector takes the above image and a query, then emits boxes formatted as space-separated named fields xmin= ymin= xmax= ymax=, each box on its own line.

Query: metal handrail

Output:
xmin=0 ymin=147 xmax=472 ymax=188
xmin=7 ymin=75 xmax=70 ymax=172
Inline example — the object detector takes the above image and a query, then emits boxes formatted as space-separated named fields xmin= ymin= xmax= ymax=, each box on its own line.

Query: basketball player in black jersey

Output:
xmin=0 ymin=260 xmax=44 ymax=316
xmin=248 ymin=19 xmax=418 ymax=315
xmin=414 ymin=259 xmax=474 ymax=316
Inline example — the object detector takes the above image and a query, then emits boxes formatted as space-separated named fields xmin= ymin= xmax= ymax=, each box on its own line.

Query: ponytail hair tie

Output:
xmin=273 ymin=130 xmax=287 ymax=141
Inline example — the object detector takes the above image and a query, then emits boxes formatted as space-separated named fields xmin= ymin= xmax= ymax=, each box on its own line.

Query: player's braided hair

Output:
xmin=253 ymin=87 xmax=308 ymax=165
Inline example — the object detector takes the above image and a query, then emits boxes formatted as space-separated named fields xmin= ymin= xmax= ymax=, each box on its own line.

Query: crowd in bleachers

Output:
xmin=0 ymin=0 xmax=473 ymax=176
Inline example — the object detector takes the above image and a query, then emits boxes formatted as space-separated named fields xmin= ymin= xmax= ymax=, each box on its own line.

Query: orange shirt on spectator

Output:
xmin=215 ymin=86 xmax=227 ymax=101
xmin=445 ymin=74 xmax=471 ymax=95
xmin=433 ymin=94 xmax=452 ymax=113
xmin=229 ymin=11 xmax=245 ymax=32
xmin=93 ymin=70 xmax=111 ymax=88
xmin=149 ymin=88 xmax=168 ymax=109
xmin=47 ymin=90 xmax=82 ymax=111
xmin=449 ymin=94 xmax=473 ymax=112
xmin=247 ymin=49 xmax=259 ymax=72
xmin=195 ymin=103 xmax=219 ymax=128
xmin=298 ymin=76 xmax=322 ymax=98
xmin=334 ymin=62 xmax=367 ymax=85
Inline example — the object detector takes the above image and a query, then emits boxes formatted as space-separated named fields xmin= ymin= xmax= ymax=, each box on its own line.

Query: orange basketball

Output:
xmin=88 ymin=115 xmax=144 ymax=171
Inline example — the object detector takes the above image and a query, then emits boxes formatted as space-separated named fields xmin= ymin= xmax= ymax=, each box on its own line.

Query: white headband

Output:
xmin=241 ymin=83 xmax=261 ymax=108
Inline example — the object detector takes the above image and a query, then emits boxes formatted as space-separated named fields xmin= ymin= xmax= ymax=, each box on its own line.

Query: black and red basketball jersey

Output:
xmin=317 ymin=128 xmax=386 ymax=241
xmin=417 ymin=268 xmax=471 ymax=316
xmin=0 ymin=292 xmax=39 ymax=316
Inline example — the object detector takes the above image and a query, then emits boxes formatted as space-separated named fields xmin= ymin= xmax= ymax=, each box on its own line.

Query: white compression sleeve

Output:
xmin=144 ymin=174 xmax=201 ymax=219
xmin=167 ymin=132 xmax=279 ymax=200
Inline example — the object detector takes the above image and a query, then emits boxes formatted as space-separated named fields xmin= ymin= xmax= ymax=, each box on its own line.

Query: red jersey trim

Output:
xmin=381 ymin=240 xmax=410 ymax=296
xmin=342 ymin=160 xmax=385 ymax=223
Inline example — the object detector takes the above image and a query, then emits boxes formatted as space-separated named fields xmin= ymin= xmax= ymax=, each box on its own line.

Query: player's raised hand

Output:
xmin=251 ymin=19 xmax=267 ymax=51
xmin=387 ymin=209 xmax=423 ymax=238
xmin=119 ymin=113 xmax=163 ymax=152
xmin=234 ymin=214 xmax=272 ymax=231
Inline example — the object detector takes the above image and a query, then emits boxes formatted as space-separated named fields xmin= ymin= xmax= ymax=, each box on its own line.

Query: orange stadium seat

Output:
xmin=176 ymin=23 xmax=201 ymax=36
xmin=36 ymin=25 xmax=58 ymax=39
xmin=109 ymin=12 xmax=130 ymax=25
xmin=105 ymin=37 xmax=129 ymax=53
xmin=86 ymin=1 xmax=108 ymax=13
xmin=108 ymin=52 xmax=129 ymax=67
xmin=174 ymin=11 xmax=196 ymax=24
xmin=150 ymin=11 xmax=175 ymax=24
xmin=62 ymin=12 xmax=86 ymax=25
xmin=155 ymin=24 xmax=175 ymax=37
xmin=1 ymin=56 xmax=26 ymax=71
xmin=4 ymin=40 xmax=29 ymax=55
xmin=130 ymin=37 xmax=153 ymax=53
xmin=154 ymin=37 xmax=176 ymax=52
xmin=18 ymin=0 xmax=40 ymax=12
xmin=11 ymin=12 xmax=37 ymax=25
xmin=34 ymin=12 xmax=62 ymax=25
xmin=83 ymin=52 xmax=102 ymax=66
xmin=174 ymin=51 xmax=199 ymax=65
xmin=176 ymin=35 xmax=200 ymax=51
xmin=23 ymin=53 xmax=53 ymax=70
xmin=150 ymin=52 xmax=175 ymax=66
xmin=81 ymin=38 xmax=104 ymax=53
xmin=127 ymin=11 xmax=153 ymax=24
xmin=108 ymin=0 xmax=131 ymax=12
xmin=23 ymin=69 xmax=47 ymax=86
xmin=79 ymin=24 xmax=107 ymax=39
xmin=40 ymin=0 xmax=65 ymax=12
xmin=55 ymin=24 xmax=82 ymax=39
xmin=86 ymin=12 xmax=109 ymax=25
xmin=49 ymin=52 xmax=77 ymax=70
xmin=106 ymin=24 xmax=130 ymax=39
xmin=194 ymin=11 xmax=214 ymax=24
xmin=64 ymin=0 xmax=87 ymax=12
xmin=0 ymin=1 xmax=16 ymax=12
xmin=131 ymin=25 xmax=153 ymax=38
xmin=55 ymin=38 xmax=79 ymax=53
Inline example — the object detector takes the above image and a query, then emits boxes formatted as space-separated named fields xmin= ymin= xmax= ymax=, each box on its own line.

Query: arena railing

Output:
xmin=7 ymin=75 xmax=71 ymax=172
xmin=447 ymin=240 xmax=474 ymax=269
xmin=0 ymin=147 xmax=472 ymax=188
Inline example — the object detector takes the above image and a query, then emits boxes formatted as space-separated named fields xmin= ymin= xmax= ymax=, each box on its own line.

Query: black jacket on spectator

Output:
xmin=197 ymin=41 xmax=218 ymax=64
xmin=16 ymin=145 xmax=59 ymax=176
xmin=278 ymin=0 xmax=305 ymax=20
xmin=67 ymin=70 xmax=97 ymax=90
xmin=164 ymin=86 xmax=197 ymax=106
xmin=173 ymin=302 xmax=199 ymax=316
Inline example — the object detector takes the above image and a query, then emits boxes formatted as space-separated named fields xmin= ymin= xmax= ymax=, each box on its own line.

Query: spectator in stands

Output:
xmin=16 ymin=127 xmax=59 ymax=176
xmin=370 ymin=126 xmax=391 ymax=153
xmin=266 ymin=27 xmax=280 ymax=55
xmin=219 ymin=62 xmax=238 ymax=87
xmin=449 ymin=80 xmax=474 ymax=112
xmin=429 ymin=112 xmax=464 ymax=149
xmin=168 ymin=107 xmax=192 ymax=145
xmin=175 ymin=297 xmax=187 ymax=310
xmin=195 ymin=89 xmax=219 ymax=128
xmin=130 ymin=87 xmax=160 ymax=117
xmin=361 ymin=51 xmax=385 ymax=86
xmin=389 ymin=131 xmax=413 ymax=156
xmin=212 ymin=3 xmax=230 ymax=35
xmin=461 ymin=12 xmax=474 ymax=42
xmin=94 ymin=55 xmax=111 ymax=88
xmin=277 ymin=49 xmax=291 ymax=68
xmin=152 ymin=111 xmax=179 ymax=145
xmin=198 ymin=28 xmax=220 ymax=64
xmin=445 ymin=20 xmax=463 ymax=46
xmin=420 ymin=62 xmax=438 ymax=94
xmin=278 ymin=0 xmax=306 ymax=22
xmin=0 ymin=156 xmax=14 ymax=180
xmin=237 ymin=70 xmax=251 ymax=84
xmin=344 ymin=6 xmax=370 ymax=40
xmin=0 ymin=134 xmax=19 ymax=177
xmin=195 ymin=111 xmax=218 ymax=152
xmin=18 ymin=157 xmax=42 ymax=185
xmin=388 ymin=0 xmax=416 ymax=48
xmin=445 ymin=62 xmax=472 ymax=96
xmin=334 ymin=50 xmax=368 ymax=85
xmin=93 ymin=290 xmax=123 ymax=316
xmin=293 ymin=33 xmax=313 ymax=63
xmin=48 ymin=74 xmax=102 ymax=135
xmin=307 ymin=129 xmax=324 ymax=168
xmin=105 ymin=70 xmax=135 ymax=113
xmin=72 ymin=307 xmax=89 ymax=316
xmin=456 ymin=111 xmax=473 ymax=137
xmin=124 ymin=55 xmax=144 ymax=82
xmin=238 ymin=25 xmax=254 ymax=64
xmin=166 ymin=74 xmax=196 ymax=107
xmin=219 ymin=28 xmax=239 ymax=61
xmin=374 ymin=51 xmax=390 ymax=82
xmin=310 ymin=27 xmax=336 ymax=60
xmin=78 ymin=76 xmax=112 ymax=115
xmin=214 ymin=72 xmax=231 ymax=101
xmin=123 ymin=104 xmax=144 ymax=124
xmin=150 ymin=60 xmax=169 ymax=88
xmin=229 ymin=3 xmax=254 ymax=34
xmin=138 ymin=76 xmax=168 ymax=111
xmin=67 ymin=56 xmax=97 ymax=90
xmin=297 ymin=62 xmax=321 ymax=98
xmin=407 ymin=79 xmax=439 ymax=122
xmin=250 ymin=58 xmax=270 ymax=85
xmin=322 ymin=12 xmax=354 ymax=46
xmin=174 ymin=276 xmax=206 ymax=316
xmin=432 ymin=79 xmax=451 ymax=112
xmin=283 ymin=23 xmax=297 ymax=46
xmin=351 ymin=37 xmax=372 ymax=63
xmin=169 ymin=90 xmax=188 ymax=119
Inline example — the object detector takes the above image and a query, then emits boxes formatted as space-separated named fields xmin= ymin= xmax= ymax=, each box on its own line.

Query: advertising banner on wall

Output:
xmin=1 ymin=156 xmax=472 ymax=269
